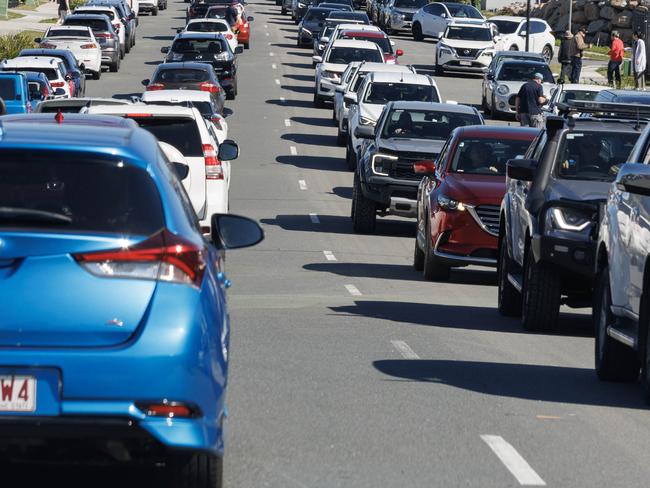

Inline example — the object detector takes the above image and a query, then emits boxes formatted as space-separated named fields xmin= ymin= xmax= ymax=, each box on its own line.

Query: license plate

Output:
xmin=0 ymin=375 xmax=36 ymax=412
xmin=459 ymin=61 xmax=472 ymax=66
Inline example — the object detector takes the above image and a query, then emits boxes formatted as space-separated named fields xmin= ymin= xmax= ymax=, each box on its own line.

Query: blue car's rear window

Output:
xmin=0 ymin=150 xmax=164 ymax=234
xmin=0 ymin=78 xmax=16 ymax=100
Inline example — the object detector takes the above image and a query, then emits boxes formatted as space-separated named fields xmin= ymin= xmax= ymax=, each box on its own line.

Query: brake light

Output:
xmin=225 ymin=33 xmax=233 ymax=39
xmin=81 ymin=43 xmax=98 ymax=49
xmin=51 ymin=81 xmax=65 ymax=88
xmin=95 ymin=33 xmax=114 ymax=39
xmin=125 ymin=113 xmax=154 ymax=117
xmin=146 ymin=82 xmax=165 ymax=91
xmin=203 ymin=143 xmax=223 ymax=180
xmin=74 ymin=229 xmax=207 ymax=288
xmin=42 ymin=86 xmax=49 ymax=98
xmin=199 ymin=82 xmax=220 ymax=93
xmin=40 ymin=42 xmax=57 ymax=49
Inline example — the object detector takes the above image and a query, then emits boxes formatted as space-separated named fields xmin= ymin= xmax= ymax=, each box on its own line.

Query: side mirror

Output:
xmin=354 ymin=125 xmax=374 ymax=139
xmin=161 ymin=46 xmax=170 ymax=53
xmin=395 ymin=48 xmax=403 ymax=57
xmin=235 ymin=45 xmax=244 ymax=54
xmin=344 ymin=92 xmax=357 ymax=104
xmin=616 ymin=163 xmax=650 ymax=196
xmin=486 ymin=73 xmax=494 ymax=80
xmin=173 ymin=162 xmax=190 ymax=180
xmin=312 ymin=55 xmax=322 ymax=63
xmin=413 ymin=160 xmax=436 ymax=174
xmin=247 ymin=15 xmax=254 ymax=21
xmin=519 ymin=30 xmax=527 ymax=37
xmin=440 ymin=12 xmax=446 ymax=18
xmin=321 ymin=36 xmax=329 ymax=43
xmin=506 ymin=158 xmax=536 ymax=181
xmin=211 ymin=213 xmax=264 ymax=249
xmin=34 ymin=37 xmax=42 ymax=43
xmin=218 ymin=139 xmax=239 ymax=160
xmin=436 ymin=31 xmax=444 ymax=39
xmin=54 ymin=88 xmax=66 ymax=96
xmin=141 ymin=78 xmax=150 ymax=86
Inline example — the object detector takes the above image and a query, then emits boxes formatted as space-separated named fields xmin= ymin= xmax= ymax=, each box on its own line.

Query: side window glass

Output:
xmin=529 ymin=131 xmax=547 ymax=161
xmin=436 ymin=139 xmax=450 ymax=173
xmin=530 ymin=21 xmax=546 ymax=34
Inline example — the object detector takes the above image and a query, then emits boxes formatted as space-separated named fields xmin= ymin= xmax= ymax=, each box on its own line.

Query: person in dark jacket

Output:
xmin=558 ymin=30 xmax=574 ymax=83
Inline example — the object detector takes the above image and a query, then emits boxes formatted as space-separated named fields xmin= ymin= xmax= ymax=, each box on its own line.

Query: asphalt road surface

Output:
xmin=18 ymin=0 xmax=650 ymax=486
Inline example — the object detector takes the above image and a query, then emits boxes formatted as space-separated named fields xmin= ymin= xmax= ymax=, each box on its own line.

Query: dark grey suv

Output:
xmin=63 ymin=14 xmax=121 ymax=72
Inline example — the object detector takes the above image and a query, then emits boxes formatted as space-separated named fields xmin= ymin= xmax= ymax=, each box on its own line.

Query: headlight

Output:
xmin=438 ymin=43 xmax=455 ymax=56
xmin=482 ymin=48 xmax=495 ymax=56
xmin=496 ymin=84 xmax=509 ymax=95
xmin=392 ymin=12 xmax=404 ymax=19
xmin=437 ymin=195 xmax=466 ymax=211
xmin=302 ymin=27 xmax=312 ymax=36
xmin=215 ymin=52 xmax=231 ymax=61
xmin=298 ymin=1 xmax=305 ymax=6
xmin=544 ymin=207 xmax=593 ymax=240
xmin=322 ymin=70 xmax=339 ymax=80
xmin=371 ymin=153 xmax=397 ymax=176
xmin=359 ymin=116 xmax=375 ymax=126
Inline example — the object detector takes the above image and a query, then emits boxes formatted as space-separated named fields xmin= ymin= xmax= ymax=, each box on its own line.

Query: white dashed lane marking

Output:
xmin=344 ymin=284 xmax=362 ymax=296
xmin=323 ymin=251 xmax=336 ymax=261
xmin=284 ymin=119 xmax=291 ymax=127
xmin=481 ymin=435 xmax=546 ymax=486
xmin=299 ymin=180 xmax=307 ymax=190
xmin=290 ymin=146 xmax=297 ymax=155
xmin=309 ymin=213 xmax=320 ymax=224
xmin=275 ymin=79 xmax=281 ymax=85
xmin=272 ymin=63 xmax=277 ymax=69
xmin=391 ymin=340 xmax=419 ymax=359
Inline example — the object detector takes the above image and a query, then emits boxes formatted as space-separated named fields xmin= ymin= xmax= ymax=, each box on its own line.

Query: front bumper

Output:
xmin=438 ymin=52 xmax=492 ymax=73
xmin=531 ymin=233 xmax=596 ymax=278
xmin=388 ymin=16 xmax=412 ymax=30
xmin=360 ymin=173 xmax=419 ymax=215
xmin=298 ymin=29 xmax=315 ymax=45
xmin=492 ymin=92 xmax=516 ymax=114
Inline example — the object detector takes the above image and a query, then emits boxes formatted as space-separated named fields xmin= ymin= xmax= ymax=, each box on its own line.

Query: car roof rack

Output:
xmin=559 ymin=100 xmax=650 ymax=118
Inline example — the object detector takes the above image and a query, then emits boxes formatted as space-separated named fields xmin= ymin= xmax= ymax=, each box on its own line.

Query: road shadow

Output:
xmin=261 ymin=214 xmax=416 ymax=236
xmin=2 ymin=464 xmax=161 ymax=486
xmin=283 ymin=73 xmax=314 ymax=82
xmin=282 ymin=61 xmax=312 ymax=69
xmin=291 ymin=115 xmax=334 ymax=127
xmin=330 ymin=186 xmax=352 ymax=199
xmin=143 ymin=35 xmax=175 ymax=41
xmin=373 ymin=358 xmax=647 ymax=409
xmin=331 ymin=301 xmax=592 ymax=336
xmin=275 ymin=155 xmax=347 ymax=172
xmin=144 ymin=60 xmax=163 ymax=66
xmin=112 ymin=92 xmax=143 ymax=100
xmin=272 ymin=42 xmax=298 ymax=49
xmin=281 ymin=132 xmax=339 ymax=146
xmin=266 ymin=98 xmax=314 ymax=108
xmin=286 ymin=51 xmax=311 ymax=57
xmin=280 ymin=84 xmax=313 ymax=94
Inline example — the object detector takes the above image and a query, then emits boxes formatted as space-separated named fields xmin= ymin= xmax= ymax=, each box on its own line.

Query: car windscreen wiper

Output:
xmin=0 ymin=207 xmax=72 ymax=224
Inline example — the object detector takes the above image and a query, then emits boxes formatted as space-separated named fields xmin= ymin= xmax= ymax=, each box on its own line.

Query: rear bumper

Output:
xmin=100 ymin=47 xmax=119 ymax=64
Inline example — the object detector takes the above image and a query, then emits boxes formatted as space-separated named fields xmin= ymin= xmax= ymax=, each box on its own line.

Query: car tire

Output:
xmin=423 ymin=221 xmax=449 ymax=281
xmin=497 ymin=233 xmax=521 ymax=317
xmin=595 ymin=266 xmax=640 ymax=382
xmin=542 ymin=44 xmax=553 ymax=63
xmin=434 ymin=54 xmax=443 ymax=76
xmin=640 ymin=288 xmax=650 ymax=402
xmin=94 ymin=69 xmax=101 ymax=80
xmin=152 ymin=6 xmax=158 ymax=15
xmin=125 ymin=40 xmax=131 ymax=54
xmin=345 ymin=138 xmax=356 ymax=170
xmin=352 ymin=173 xmax=376 ymax=234
xmin=481 ymin=93 xmax=490 ymax=115
xmin=281 ymin=6 xmax=286 ymax=14
xmin=313 ymin=92 xmax=325 ymax=108
xmin=110 ymin=57 xmax=119 ymax=72
xmin=509 ymin=44 xmax=518 ymax=51
xmin=413 ymin=231 xmax=424 ymax=271
xmin=412 ymin=22 xmax=423 ymax=41
xmin=521 ymin=247 xmax=560 ymax=332
xmin=490 ymin=94 xmax=499 ymax=120
xmin=245 ymin=40 xmax=250 ymax=49
xmin=337 ymin=127 xmax=346 ymax=146
xmin=167 ymin=452 xmax=223 ymax=488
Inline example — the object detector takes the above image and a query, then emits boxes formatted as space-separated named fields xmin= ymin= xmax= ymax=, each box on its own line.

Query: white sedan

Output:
xmin=37 ymin=26 xmax=102 ymax=79
xmin=182 ymin=19 xmax=239 ymax=52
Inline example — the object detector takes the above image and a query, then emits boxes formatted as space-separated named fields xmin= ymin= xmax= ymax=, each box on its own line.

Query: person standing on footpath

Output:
xmin=633 ymin=31 xmax=646 ymax=90
xmin=608 ymin=30 xmax=624 ymax=88
xmin=57 ymin=0 xmax=70 ymax=24
xmin=571 ymin=26 xmax=591 ymax=83
xmin=515 ymin=72 xmax=547 ymax=129
xmin=558 ymin=30 xmax=574 ymax=83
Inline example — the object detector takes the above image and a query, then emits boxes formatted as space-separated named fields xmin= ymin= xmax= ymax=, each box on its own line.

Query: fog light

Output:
xmin=137 ymin=401 xmax=200 ymax=418
xmin=498 ymin=102 xmax=507 ymax=109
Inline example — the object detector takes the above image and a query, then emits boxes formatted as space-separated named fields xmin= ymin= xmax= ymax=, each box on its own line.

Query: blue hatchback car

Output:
xmin=0 ymin=113 xmax=263 ymax=487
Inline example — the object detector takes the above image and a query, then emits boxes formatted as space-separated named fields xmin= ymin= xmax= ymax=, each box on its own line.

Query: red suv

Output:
xmin=413 ymin=126 xmax=538 ymax=281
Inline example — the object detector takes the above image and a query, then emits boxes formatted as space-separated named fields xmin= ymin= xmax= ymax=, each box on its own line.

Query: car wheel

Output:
xmin=481 ymin=93 xmax=489 ymax=115
xmin=640 ymin=287 xmax=650 ymax=402
xmin=167 ymin=452 xmax=223 ymax=488
xmin=521 ymin=247 xmax=560 ymax=332
xmin=281 ymin=6 xmax=286 ymax=13
xmin=152 ymin=6 xmax=158 ymax=15
xmin=244 ymin=40 xmax=250 ymax=49
xmin=337 ymin=126 xmax=346 ymax=146
xmin=412 ymin=22 xmax=423 ymax=41
xmin=413 ymin=229 xmax=424 ymax=271
xmin=509 ymin=44 xmax=518 ymax=51
xmin=109 ymin=57 xmax=119 ymax=73
xmin=94 ymin=69 xmax=101 ymax=80
xmin=497 ymin=233 xmax=521 ymax=317
xmin=120 ymin=46 xmax=125 ymax=59
xmin=434 ymin=54 xmax=443 ymax=76
xmin=226 ymin=89 xmax=235 ymax=100
xmin=125 ymin=40 xmax=131 ymax=54
xmin=595 ymin=266 xmax=640 ymax=382
xmin=542 ymin=44 xmax=553 ymax=63
xmin=352 ymin=173 xmax=376 ymax=234
xmin=345 ymin=138 xmax=357 ymax=170
xmin=423 ymin=220 xmax=449 ymax=281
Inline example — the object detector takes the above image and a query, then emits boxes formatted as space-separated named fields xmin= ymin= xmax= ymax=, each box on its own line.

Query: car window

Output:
xmin=155 ymin=68 xmax=210 ymax=83
xmin=529 ymin=130 xmax=547 ymax=160
xmin=187 ymin=21 xmax=228 ymax=32
xmin=326 ymin=47 xmax=383 ymax=63
xmin=450 ymin=137 xmax=533 ymax=175
xmin=382 ymin=109 xmax=480 ymax=141
xmin=530 ymin=21 xmax=546 ymax=34
xmin=172 ymin=38 xmax=226 ymax=53
xmin=191 ymin=101 xmax=215 ymax=118
xmin=342 ymin=65 xmax=357 ymax=84
xmin=490 ymin=20 xmax=518 ymax=35
xmin=393 ymin=0 xmax=427 ymax=7
xmin=0 ymin=78 xmax=16 ymax=100
xmin=363 ymin=82 xmax=439 ymax=103
xmin=304 ymin=9 xmax=330 ymax=21
xmin=555 ymin=131 xmax=639 ymax=181
xmin=558 ymin=90 xmax=600 ymax=103
xmin=342 ymin=34 xmax=390 ymax=52
xmin=435 ymin=138 xmax=450 ymax=172
xmin=130 ymin=117 xmax=204 ymax=157
xmin=445 ymin=26 xmax=491 ymax=41
xmin=497 ymin=63 xmax=553 ymax=83
xmin=446 ymin=4 xmax=482 ymax=18
xmin=64 ymin=18 xmax=110 ymax=31
xmin=159 ymin=152 xmax=200 ymax=232
xmin=0 ymin=150 xmax=164 ymax=235
xmin=349 ymin=71 xmax=367 ymax=91
xmin=77 ymin=8 xmax=115 ymax=19
xmin=47 ymin=29 xmax=92 ymax=38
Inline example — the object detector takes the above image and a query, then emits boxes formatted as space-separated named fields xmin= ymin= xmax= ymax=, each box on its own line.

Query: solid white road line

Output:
xmin=309 ymin=213 xmax=320 ymax=224
xmin=344 ymin=284 xmax=362 ymax=296
xmin=290 ymin=146 xmax=297 ymax=155
xmin=275 ymin=79 xmax=281 ymax=85
xmin=481 ymin=435 xmax=546 ymax=486
xmin=299 ymin=179 xmax=307 ymax=190
xmin=323 ymin=250 xmax=336 ymax=261
xmin=272 ymin=63 xmax=277 ymax=69
xmin=391 ymin=340 xmax=419 ymax=359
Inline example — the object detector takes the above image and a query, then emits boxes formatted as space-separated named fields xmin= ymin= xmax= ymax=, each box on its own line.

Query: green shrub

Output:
xmin=0 ymin=32 xmax=37 ymax=60
xmin=69 ymin=0 xmax=86 ymax=9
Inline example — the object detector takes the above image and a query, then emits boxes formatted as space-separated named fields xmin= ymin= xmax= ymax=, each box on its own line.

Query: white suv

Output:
xmin=488 ymin=16 xmax=555 ymax=63
xmin=87 ymin=104 xmax=234 ymax=229
xmin=1 ymin=56 xmax=73 ymax=98
xmin=345 ymin=71 xmax=441 ymax=170
xmin=313 ymin=39 xmax=385 ymax=107
xmin=435 ymin=22 xmax=499 ymax=75
xmin=411 ymin=1 xmax=484 ymax=41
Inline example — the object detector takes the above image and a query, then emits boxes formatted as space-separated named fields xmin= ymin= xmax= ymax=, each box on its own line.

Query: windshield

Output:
xmin=394 ymin=0 xmax=427 ymax=8
xmin=0 ymin=150 xmax=163 ymax=234
xmin=63 ymin=18 xmax=110 ymax=31
xmin=0 ymin=78 xmax=16 ymax=100
xmin=186 ymin=21 xmax=228 ymax=32
xmin=342 ymin=34 xmax=390 ymax=52
xmin=363 ymin=82 xmax=439 ymax=103
xmin=6 ymin=67 xmax=58 ymax=80
xmin=490 ymin=19 xmax=518 ymax=34
xmin=304 ymin=9 xmax=330 ymax=21
xmin=445 ymin=26 xmax=491 ymax=41
xmin=171 ymin=38 xmax=226 ymax=53
xmin=154 ymin=68 xmax=210 ymax=83
xmin=77 ymin=8 xmax=115 ymax=19
xmin=381 ymin=109 xmax=481 ymax=141
xmin=326 ymin=46 xmax=383 ymax=64
xmin=555 ymin=131 xmax=639 ymax=181
xmin=558 ymin=89 xmax=601 ymax=103
xmin=497 ymin=64 xmax=553 ymax=83
xmin=329 ymin=12 xmax=367 ymax=20
xmin=130 ymin=117 xmax=204 ymax=157
xmin=447 ymin=4 xmax=482 ymax=18
xmin=47 ymin=29 xmax=92 ymax=38
xmin=450 ymin=137 xmax=533 ymax=175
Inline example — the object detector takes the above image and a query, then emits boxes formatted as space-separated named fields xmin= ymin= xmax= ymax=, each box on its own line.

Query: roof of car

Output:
xmin=490 ymin=15 xmax=546 ymax=23
xmin=87 ymin=103 xmax=200 ymax=118
xmin=558 ymin=83 xmax=607 ymax=91
xmin=387 ymin=101 xmax=478 ymax=114
xmin=20 ymin=49 xmax=77 ymax=59
xmin=46 ymin=25 xmax=93 ymax=30
xmin=448 ymin=20 xmax=490 ymax=28
xmin=65 ymin=13 xmax=111 ymax=20
xmin=455 ymin=125 xmax=539 ymax=138
xmin=142 ymin=89 xmax=213 ymax=102
xmin=306 ymin=6 xmax=339 ymax=12
xmin=493 ymin=50 xmax=544 ymax=59
xmin=336 ymin=23 xmax=380 ymax=31
xmin=367 ymin=71 xmax=433 ymax=84
xmin=175 ymin=32 xmax=227 ymax=39
xmin=357 ymin=62 xmax=413 ymax=73
xmin=500 ymin=59 xmax=550 ymax=66
xmin=35 ymin=97 xmax=131 ymax=110
xmin=341 ymin=30 xmax=386 ymax=38
xmin=187 ymin=18 xmax=228 ymax=23
xmin=155 ymin=61 xmax=213 ymax=70
xmin=330 ymin=39 xmax=380 ymax=49
xmin=75 ymin=5 xmax=118 ymax=10
xmin=2 ymin=56 xmax=63 ymax=68
xmin=569 ymin=117 xmax=647 ymax=131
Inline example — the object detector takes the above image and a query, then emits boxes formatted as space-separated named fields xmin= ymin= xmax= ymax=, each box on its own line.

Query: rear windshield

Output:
xmin=304 ymin=9 xmax=331 ymax=21
xmin=0 ymin=151 xmax=163 ymax=234
xmin=154 ymin=68 xmax=210 ymax=83
xmin=554 ymin=130 xmax=639 ymax=181
xmin=326 ymin=46 xmax=382 ymax=63
xmin=363 ymin=82 xmax=439 ymax=103
xmin=8 ymin=67 xmax=59 ymax=81
xmin=393 ymin=0 xmax=427 ymax=8
xmin=0 ymin=78 xmax=16 ymax=100
xmin=171 ymin=38 xmax=226 ymax=54
xmin=64 ymin=18 xmax=110 ymax=31
xmin=445 ymin=25 xmax=491 ymax=41
xmin=450 ymin=137 xmax=533 ymax=175
xmin=342 ymin=34 xmax=390 ymax=52
xmin=129 ymin=117 xmax=203 ymax=157
xmin=77 ymin=8 xmax=115 ymax=19
xmin=191 ymin=101 xmax=213 ymax=117
xmin=447 ymin=4 xmax=482 ymax=18
xmin=47 ymin=29 xmax=92 ymax=38
xmin=186 ymin=21 xmax=228 ymax=32
xmin=382 ymin=109 xmax=481 ymax=141
xmin=498 ymin=63 xmax=554 ymax=83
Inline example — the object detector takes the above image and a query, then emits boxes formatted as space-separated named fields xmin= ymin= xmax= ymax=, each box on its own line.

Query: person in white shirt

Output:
xmin=633 ymin=31 xmax=646 ymax=90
